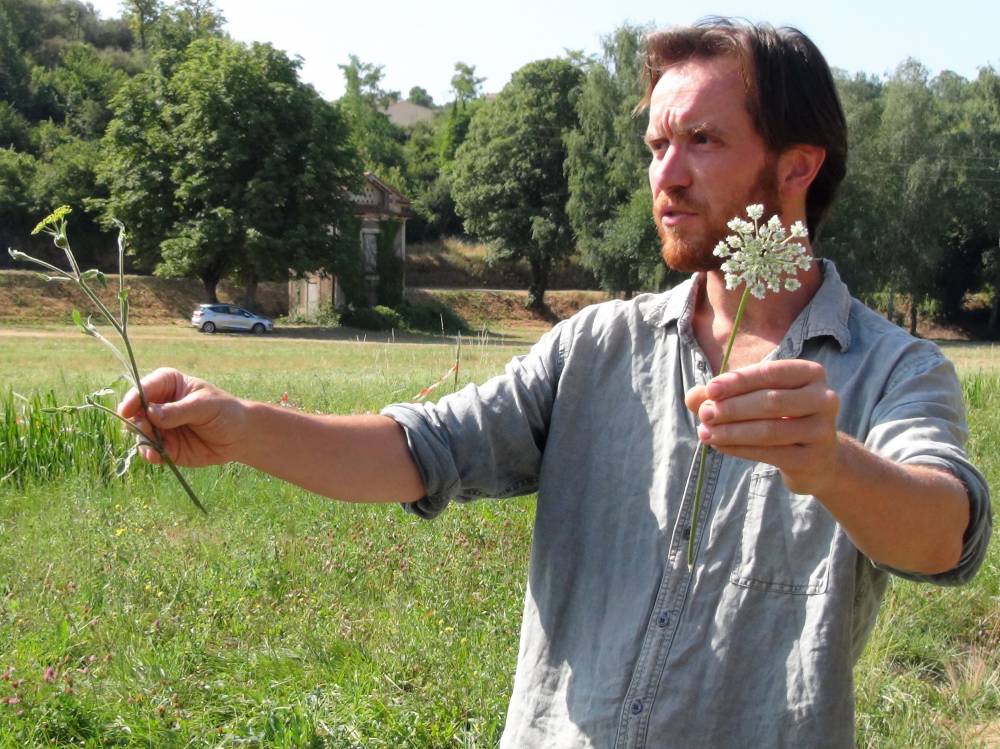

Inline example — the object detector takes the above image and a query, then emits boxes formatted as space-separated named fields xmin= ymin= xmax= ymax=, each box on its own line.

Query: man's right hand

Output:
xmin=117 ymin=367 xmax=248 ymax=467
xmin=117 ymin=367 xmax=425 ymax=503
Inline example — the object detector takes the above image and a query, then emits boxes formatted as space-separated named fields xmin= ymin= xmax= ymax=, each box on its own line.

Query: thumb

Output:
xmin=147 ymin=392 xmax=215 ymax=430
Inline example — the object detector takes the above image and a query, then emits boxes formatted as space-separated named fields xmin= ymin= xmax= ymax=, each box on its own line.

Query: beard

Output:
xmin=653 ymin=161 xmax=781 ymax=273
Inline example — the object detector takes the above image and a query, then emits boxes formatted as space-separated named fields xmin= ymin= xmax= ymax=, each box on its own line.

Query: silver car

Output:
xmin=191 ymin=304 xmax=273 ymax=334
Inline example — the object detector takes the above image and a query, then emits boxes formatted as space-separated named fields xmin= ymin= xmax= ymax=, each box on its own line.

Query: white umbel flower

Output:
xmin=712 ymin=204 xmax=811 ymax=299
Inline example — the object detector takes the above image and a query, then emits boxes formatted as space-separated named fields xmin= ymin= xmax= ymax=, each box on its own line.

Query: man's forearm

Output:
xmin=233 ymin=401 xmax=426 ymax=504
xmin=816 ymin=435 xmax=970 ymax=575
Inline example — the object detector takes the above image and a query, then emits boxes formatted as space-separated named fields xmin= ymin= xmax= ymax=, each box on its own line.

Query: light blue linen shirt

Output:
xmin=382 ymin=260 xmax=992 ymax=749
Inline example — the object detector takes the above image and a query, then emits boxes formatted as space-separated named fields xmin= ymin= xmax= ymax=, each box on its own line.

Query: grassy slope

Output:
xmin=0 ymin=329 xmax=997 ymax=747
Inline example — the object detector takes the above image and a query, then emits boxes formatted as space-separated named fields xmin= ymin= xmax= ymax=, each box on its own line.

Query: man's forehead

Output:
xmin=646 ymin=58 xmax=747 ymax=132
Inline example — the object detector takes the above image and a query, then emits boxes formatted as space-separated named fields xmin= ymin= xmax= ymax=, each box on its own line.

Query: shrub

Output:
xmin=340 ymin=305 xmax=404 ymax=331
xmin=396 ymin=299 xmax=469 ymax=335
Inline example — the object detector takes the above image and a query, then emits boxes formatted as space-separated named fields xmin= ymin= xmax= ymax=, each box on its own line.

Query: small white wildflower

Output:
xmin=711 ymin=205 xmax=811 ymax=300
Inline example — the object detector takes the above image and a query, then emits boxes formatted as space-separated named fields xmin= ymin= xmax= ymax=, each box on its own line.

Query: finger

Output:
xmin=699 ymin=413 xmax=831 ymax=447
xmin=706 ymin=360 xmax=827 ymax=401
xmin=147 ymin=391 xmax=217 ymax=431
xmin=117 ymin=367 xmax=185 ymax=419
xmin=699 ymin=381 xmax=836 ymax=424
xmin=685 ymin=384 xmax=709 ymax=414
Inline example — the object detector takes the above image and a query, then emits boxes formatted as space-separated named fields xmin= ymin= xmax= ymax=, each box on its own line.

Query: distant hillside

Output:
xmin=406 ymin=238 xmax=599 ymax=290
xmin=0 ymin=272 xmax=287 ymax=324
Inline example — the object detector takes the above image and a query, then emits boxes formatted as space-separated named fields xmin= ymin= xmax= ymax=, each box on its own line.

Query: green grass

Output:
xmin=0 ymin=327 xmax=997 ymax=747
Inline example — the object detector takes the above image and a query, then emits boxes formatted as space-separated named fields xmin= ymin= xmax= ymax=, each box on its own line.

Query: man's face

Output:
xmin=646 ymin=55 xmax=780 ymax=273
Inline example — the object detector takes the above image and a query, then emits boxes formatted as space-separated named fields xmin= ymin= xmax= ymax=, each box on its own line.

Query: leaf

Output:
xmin=71 ymin=309 xmax=91 ymax=337
xmin=115 ymin=445 xmax=140 ymax=477
xmin=32 ymin=272 xmax=70 ymax=283
xmin=81 ymin=269 xmax=108 ymax=288
xmin=90 ymin=388 xmax=115 ymax=398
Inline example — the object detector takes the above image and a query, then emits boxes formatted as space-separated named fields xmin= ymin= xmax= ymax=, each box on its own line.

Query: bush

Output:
xmin=340 ymin=305 xmax=404 ymax=331
xmin=339 ymin=301 xmax=469 ymax=335
xmin=396 ymin=299 xmax=469 ymax=335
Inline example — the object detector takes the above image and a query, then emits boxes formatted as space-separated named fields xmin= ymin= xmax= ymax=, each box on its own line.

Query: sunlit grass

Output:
xmin=0 ymin=325 xmax=997 ymax=746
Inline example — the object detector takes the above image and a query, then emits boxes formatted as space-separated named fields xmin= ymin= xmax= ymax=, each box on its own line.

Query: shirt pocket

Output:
xmin=729 ymin=466 xmax=837 ymax=595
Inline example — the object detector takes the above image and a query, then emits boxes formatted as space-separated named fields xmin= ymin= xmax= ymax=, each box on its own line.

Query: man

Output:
xmin=120 ymin=19 xmax=991 ymax=748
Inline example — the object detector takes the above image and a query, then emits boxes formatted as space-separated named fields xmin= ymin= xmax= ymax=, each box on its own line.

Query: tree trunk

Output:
xmin=241 ymin=272 xmax=258 ymax=310
xmin=909 ymin=293 xmax=920 ymax=337
xmin=886 ymin=285 xmax=895 ymax=325
xmin=526 ymin=256 xmax=549 ymax=311
xmin=201 ymin=274 xmax=220 ymax=304
xmin=990 ymin=288 xmax=999 ymax=338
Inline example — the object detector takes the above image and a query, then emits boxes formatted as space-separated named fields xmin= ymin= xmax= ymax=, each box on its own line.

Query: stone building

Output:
xmin=289 ymin=172 xmax=412 ymax=317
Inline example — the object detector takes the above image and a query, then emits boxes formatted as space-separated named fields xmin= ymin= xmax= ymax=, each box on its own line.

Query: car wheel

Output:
xmin=251 ymin=323 xmax=265 ymax=334
xmin=201 ymin=322 xmax=216 ymax=333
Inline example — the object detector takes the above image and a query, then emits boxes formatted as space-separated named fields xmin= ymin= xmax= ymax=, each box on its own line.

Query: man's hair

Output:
xmin=641 ymin=17 xmax=847 ymax=240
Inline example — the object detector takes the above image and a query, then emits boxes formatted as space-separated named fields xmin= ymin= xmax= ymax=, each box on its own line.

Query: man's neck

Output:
xmin=693 ymin=258 xmax=822 ymax=374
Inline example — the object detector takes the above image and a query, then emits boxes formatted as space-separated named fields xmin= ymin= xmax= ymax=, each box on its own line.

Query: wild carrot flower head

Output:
xmin=31 ymin=205 xmax=72 ymax=235
xmin=712 ymin=204 xmax=811 ymax=300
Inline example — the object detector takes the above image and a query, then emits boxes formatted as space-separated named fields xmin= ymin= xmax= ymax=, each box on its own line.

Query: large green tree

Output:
xmin=337 ymin=54 xmax=406 ymax=188
xmin=101 ymin=37 xmax=359 ymax=304
xmin=565 ymin=23 xmax=665 ymax=296
xmin=451 ymin=58 xmax=582 ymax=310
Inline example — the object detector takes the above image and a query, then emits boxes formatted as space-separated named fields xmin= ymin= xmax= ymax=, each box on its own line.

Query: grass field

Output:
xmin=0 ymin=325 xmax=997 ymax=747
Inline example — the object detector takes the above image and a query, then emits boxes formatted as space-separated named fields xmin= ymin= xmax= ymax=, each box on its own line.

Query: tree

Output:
xmin=564 ymin=23 xmax=666 ymax=296
xmin=822 ymin=71 xmax=889 ymax=299
xmin=878 ymin=60 xmax=949 ymax=334
xmin=450 ymin=61 xmax=484 ymax=106
xmin=123 ymin=0 xmax=161 ymax=51
xmin=407 ymin=85 xmax=434 ymax=108
xmin=337 ymin=54 xmax=406 ymax=186
xmin=101 ymin=37 xmax=359 ymax=303
xmin=452 ymin=58 xmax=582 ymax=310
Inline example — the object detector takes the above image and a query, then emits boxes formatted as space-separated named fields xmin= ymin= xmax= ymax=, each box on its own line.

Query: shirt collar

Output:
xmin=641 ymin=258 xmax=852 ymax=354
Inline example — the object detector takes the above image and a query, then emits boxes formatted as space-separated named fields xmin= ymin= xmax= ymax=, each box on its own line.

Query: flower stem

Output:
xmin=687 ymin=286 xmax=751 ymax=567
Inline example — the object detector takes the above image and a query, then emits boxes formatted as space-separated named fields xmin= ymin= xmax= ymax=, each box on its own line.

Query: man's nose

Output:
xmin=649 ymin=145 xmax=692 ymax=195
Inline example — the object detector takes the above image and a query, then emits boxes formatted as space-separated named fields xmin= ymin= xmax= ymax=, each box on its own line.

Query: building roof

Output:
xmin=349 ymin=172 xmax=412 ymax=219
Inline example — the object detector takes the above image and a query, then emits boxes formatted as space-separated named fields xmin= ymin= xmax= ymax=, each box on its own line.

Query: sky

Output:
xmin=88 ymin=0 xmax=999 ymax=104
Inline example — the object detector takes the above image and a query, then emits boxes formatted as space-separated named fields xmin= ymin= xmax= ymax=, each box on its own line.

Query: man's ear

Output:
xmin=777 ymin=144 xmax=826 ymax=199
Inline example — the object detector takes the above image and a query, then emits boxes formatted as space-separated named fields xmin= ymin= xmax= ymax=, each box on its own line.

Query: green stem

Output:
xmin=687 ymin=286 xmax=751 ymax=567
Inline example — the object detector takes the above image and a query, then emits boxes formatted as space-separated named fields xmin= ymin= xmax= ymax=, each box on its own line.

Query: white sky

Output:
xmin=89 ymin=0 xmax=999 ymax=104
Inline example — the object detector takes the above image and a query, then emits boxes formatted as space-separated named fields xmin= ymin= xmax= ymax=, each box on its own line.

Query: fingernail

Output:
xmin=148 ymin=404 xmax=162 ymax=420
xmin=700 ymin=404 xmax=716 ymax=423
xmin=698 ymin=425 xmax=712 ymax=442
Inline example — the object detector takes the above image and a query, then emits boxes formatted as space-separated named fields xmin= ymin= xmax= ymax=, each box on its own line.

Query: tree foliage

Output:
xmin=101 ymin=37 xmax=359 ymax=303
xmin=564 ymin=23 xmax=668 ymax=296
xmin=452 ymin=58 xmax=582 ymax=309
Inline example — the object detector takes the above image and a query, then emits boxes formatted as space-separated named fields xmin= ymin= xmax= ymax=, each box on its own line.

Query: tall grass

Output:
xmin=0 ymin=388 xmax=144 ymax=486
xmin=0 ymin=329 xmax=997 ymax=747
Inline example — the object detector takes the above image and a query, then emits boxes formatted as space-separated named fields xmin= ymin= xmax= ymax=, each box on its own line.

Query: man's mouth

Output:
xmin=660 ymin=209 xmax=697 ymax=227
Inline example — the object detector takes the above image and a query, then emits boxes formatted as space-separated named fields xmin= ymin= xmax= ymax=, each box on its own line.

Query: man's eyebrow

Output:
xmin=644 ymin=121 xmax=721 ymax=145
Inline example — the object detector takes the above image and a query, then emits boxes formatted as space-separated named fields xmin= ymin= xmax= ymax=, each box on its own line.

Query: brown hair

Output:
xmin=641 ymin=18 xmax=847 ymax=240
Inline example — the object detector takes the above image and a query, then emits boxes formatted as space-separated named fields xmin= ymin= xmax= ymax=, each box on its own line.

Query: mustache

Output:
xmin=652 ymin=190 xmax=705 ymax=216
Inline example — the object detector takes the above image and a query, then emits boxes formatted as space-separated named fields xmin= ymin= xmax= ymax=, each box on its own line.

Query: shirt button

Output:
xmin=682 ymin=526 xmax=691 ymax=540
xmin=630 ymin=699 xmax=643 ymax=715
xmin=696 ymin=359 xmax=707 ymax=372
xmin=657 ymin=612 xmax=671 ymax=628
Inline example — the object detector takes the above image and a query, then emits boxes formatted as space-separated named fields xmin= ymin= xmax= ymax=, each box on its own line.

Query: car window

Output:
xmin=211 ymin=305 xmax=229 ymax=314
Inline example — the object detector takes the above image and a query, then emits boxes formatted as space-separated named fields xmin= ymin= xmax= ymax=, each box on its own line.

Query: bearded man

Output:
xmin=120 ymin=18 xmax=991 ymax=749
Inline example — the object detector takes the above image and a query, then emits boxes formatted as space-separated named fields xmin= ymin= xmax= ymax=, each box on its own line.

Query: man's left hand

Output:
xmin=685 ymin=360 xmax=842 ymax=496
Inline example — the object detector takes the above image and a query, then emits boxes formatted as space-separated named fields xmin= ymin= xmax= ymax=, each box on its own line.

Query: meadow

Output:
xmin=0 ymin=325 xmax=997 ymax=747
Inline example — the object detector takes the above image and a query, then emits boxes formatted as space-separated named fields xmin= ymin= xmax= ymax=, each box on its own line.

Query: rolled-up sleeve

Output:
xmin=380 ymin=322 xmax=567 ymax=519
xmin=864 ymin=352 xmax=992 ymax=585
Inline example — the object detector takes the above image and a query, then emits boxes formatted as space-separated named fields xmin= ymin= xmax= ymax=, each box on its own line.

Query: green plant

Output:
xmin=7 ymin=206 xmax=206 ymax=513
xmin=688 ymin=205 xmax=811 ymax=566
xmin=340 ymin=305 xmax=404 ymax=331
xmin=397 ymin=299 xmax=469 ymax=335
